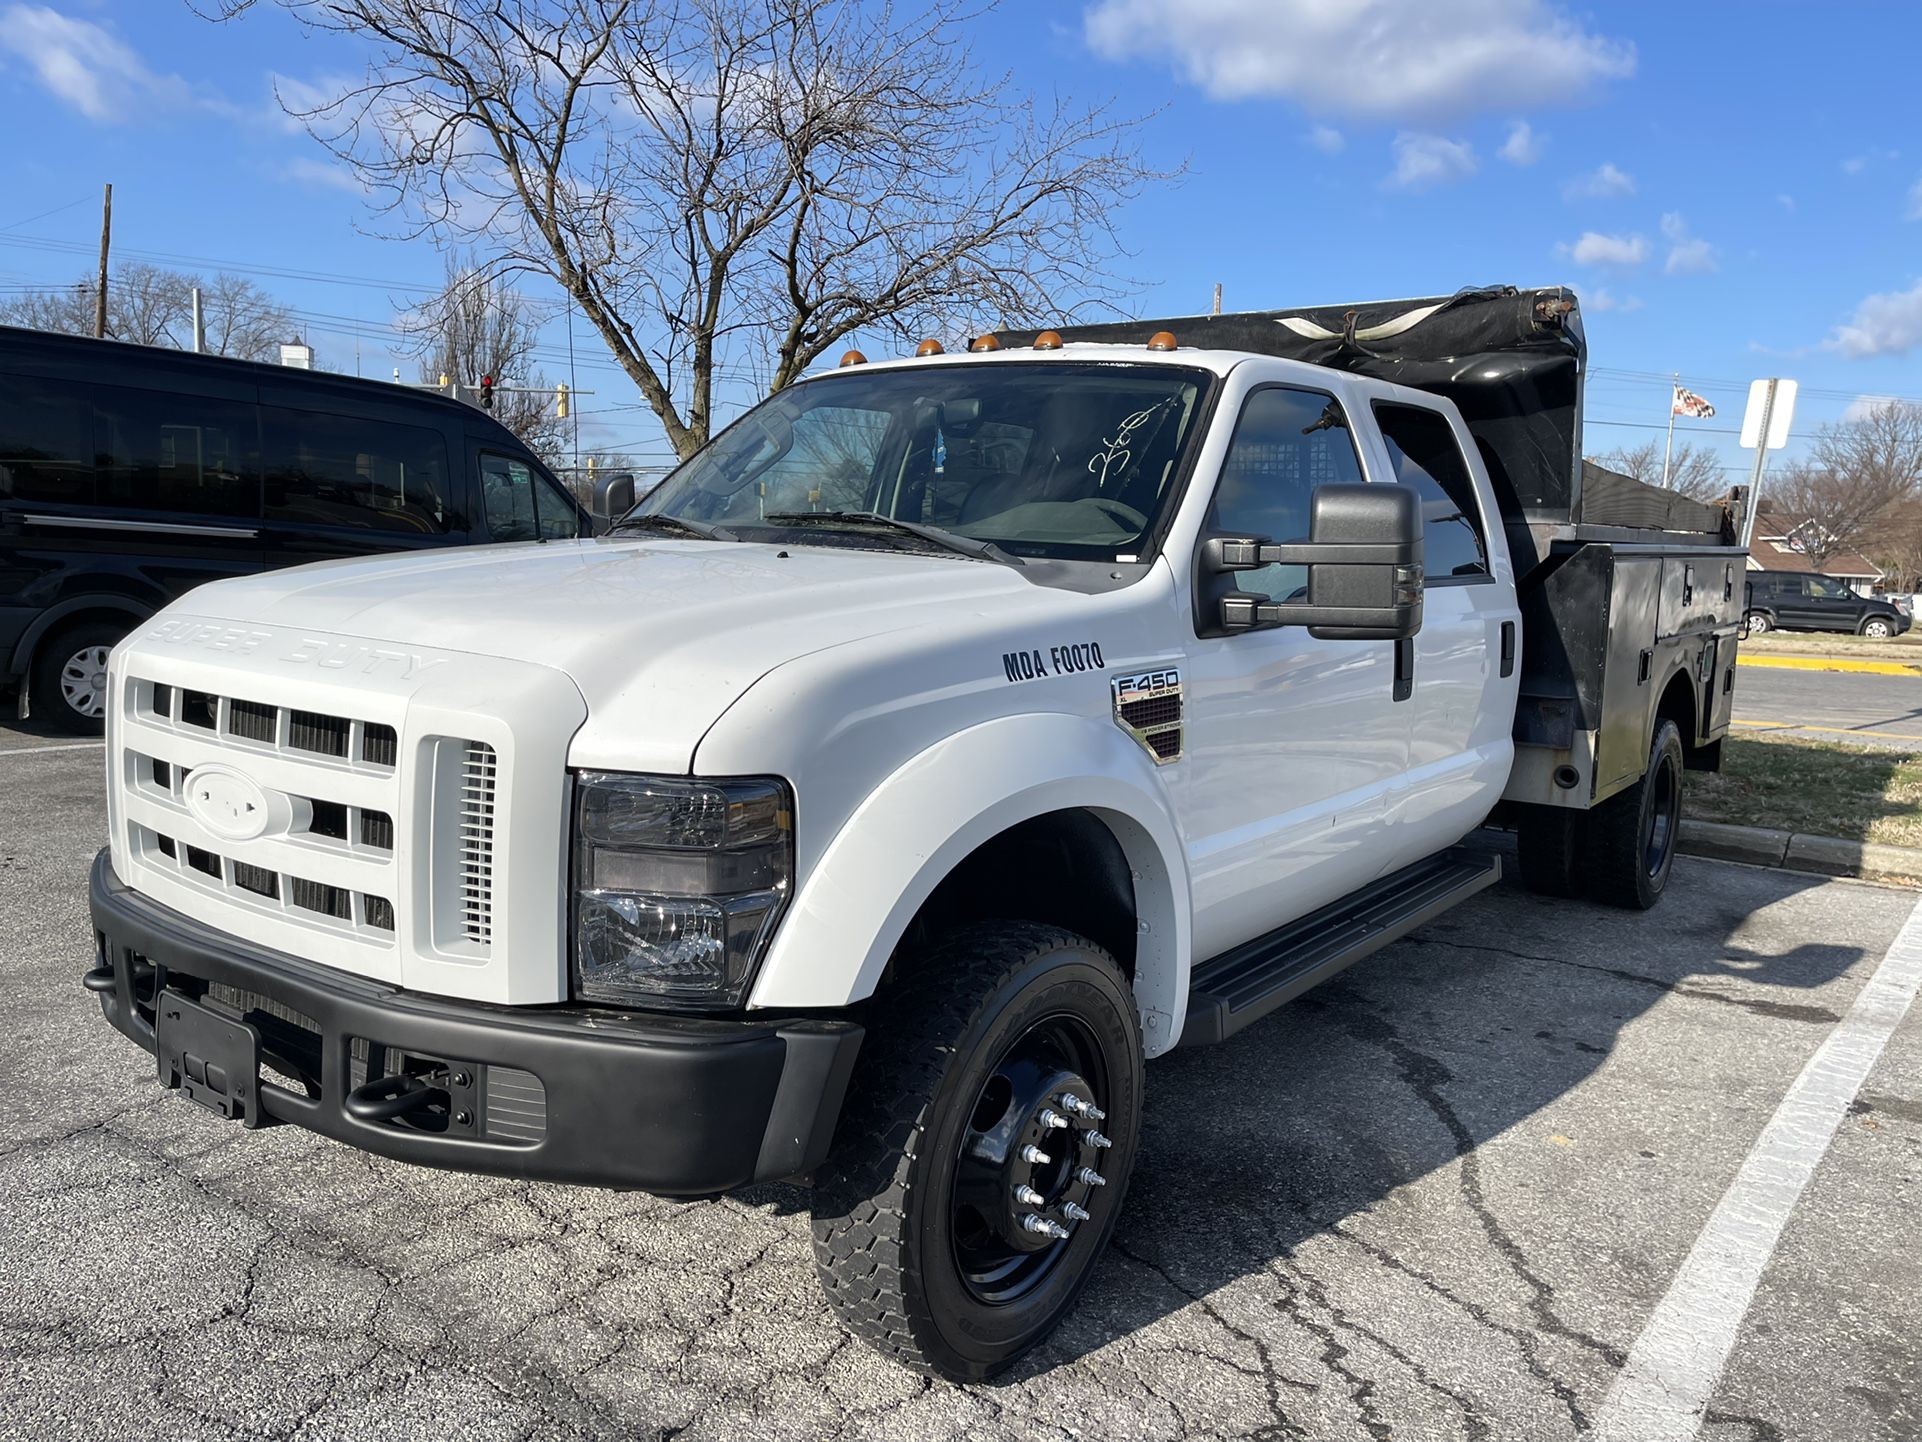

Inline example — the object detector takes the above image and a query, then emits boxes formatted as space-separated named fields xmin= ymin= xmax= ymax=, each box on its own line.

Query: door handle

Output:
xmin=1499 ymin=621 xmax=1516 ymax=678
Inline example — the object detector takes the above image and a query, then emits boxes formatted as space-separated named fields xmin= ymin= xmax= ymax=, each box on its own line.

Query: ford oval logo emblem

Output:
xmin=183 ymin=765 xmax=276 ymax=843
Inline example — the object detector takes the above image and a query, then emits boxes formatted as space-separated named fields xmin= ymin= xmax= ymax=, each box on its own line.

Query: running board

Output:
xmin=1180 ymin=848 xmax=1502 ymax=1047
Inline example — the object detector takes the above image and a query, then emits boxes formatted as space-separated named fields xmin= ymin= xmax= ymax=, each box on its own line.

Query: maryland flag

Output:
xmin=1672 ymin=384 xmax=1716 ymax=419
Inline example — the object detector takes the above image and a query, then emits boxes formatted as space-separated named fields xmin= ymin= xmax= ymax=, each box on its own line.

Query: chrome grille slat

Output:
xmin=460 ymin=741 xmax=498 ymax=945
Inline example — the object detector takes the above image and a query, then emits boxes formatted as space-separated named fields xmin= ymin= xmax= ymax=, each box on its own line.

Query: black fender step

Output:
xmin=1180 ymin=848 xmax=1502 ymax=1047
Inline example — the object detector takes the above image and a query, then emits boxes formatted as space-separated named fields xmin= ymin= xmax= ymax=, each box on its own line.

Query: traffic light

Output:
xmin=555 ymin=382 xmax=569 ymax=419
xmin=479 ymin=374 xmax=495 ymax=410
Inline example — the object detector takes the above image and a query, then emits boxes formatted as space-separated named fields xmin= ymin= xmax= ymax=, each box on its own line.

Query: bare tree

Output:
xmin=402 ymin=254 xmax=569 ymax=464
xmin=0 ymin=262 xmax=292 ymax=360
xmin=213 ymin=0 xmax=1167 ymax=460
xmin=1861 ymin=498 xmax=1922 ymax=593
xmin=1590 ymin=439 xmax=1729 ymax=501
xmin=1766 ymin=401 xmax=1922 ymax=567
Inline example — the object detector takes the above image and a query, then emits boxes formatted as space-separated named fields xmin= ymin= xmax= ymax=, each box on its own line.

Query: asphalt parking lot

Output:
xmin=4 ymin=720 xmax=1921 ymax=1442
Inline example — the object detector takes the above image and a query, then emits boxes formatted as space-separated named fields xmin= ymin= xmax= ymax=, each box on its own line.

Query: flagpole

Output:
xmin=1660 ymin=372 xmax=1678 ymax=489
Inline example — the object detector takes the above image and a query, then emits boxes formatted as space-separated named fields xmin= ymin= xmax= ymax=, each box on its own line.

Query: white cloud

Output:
xmin=1907 ymin=174 xmax=1922 ymax=221
xmin=0 ymin=4 xmax=202 ymax=122
xmin=1661 ymin=212 xmax=1718 ymax=275
xmin=1307 ymin=122 xmax=1345 ymax=154
xmin=1564 ymin=231 xmax=1648 ymax=267
xmin=1385 ymin=132 xmax=1477 ymax=190
xmin=1843 ymin=394 xmax=1901 ymax=424
xmin=1776 ymin=193 xmax=1795 ymax=211
xmin=282 ymin=156 xmax=369 ymax=195
xmin=1082 ymin=0 xmax=1634 ymax=121
xmin=1842 ymin=148 xmax=1901 ymax=176
xmin=1499 ymin=119 xmax=1544 ymax=166
xmin=1585 ymin=288 xmax=1643 ymax=313
xmin=1563 ymin=161 xmax=1634 ymax=200
xmin=1827 ymin=279 xmax=1922 ymax=358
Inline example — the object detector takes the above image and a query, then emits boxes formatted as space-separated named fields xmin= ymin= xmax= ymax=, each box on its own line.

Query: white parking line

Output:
xmin=0 ymin=740 xmax=104 ymax=757
xmin=1595 ymin=889 xmax=1922 ymax=1442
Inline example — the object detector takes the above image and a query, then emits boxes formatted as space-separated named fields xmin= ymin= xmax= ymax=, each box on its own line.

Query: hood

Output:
xmin=164 ymin=537 xmax=1047 ymax=771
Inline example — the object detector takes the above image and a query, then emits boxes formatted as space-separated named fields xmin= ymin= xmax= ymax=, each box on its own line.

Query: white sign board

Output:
xmin=1739 ymin=378 xmax=1798 ymax=450
xmin=278 ymin=342 xmax=313 ymax=370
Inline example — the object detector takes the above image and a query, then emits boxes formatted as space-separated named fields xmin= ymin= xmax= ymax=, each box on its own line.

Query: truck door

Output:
xmin=1176 ymin=383 xmax=1406 ymax=962
xmin=1368 ymin=401 xmax=1519 ymax=869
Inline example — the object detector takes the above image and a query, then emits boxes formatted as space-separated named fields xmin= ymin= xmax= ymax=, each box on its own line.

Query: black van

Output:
xmin=0 ymin=326 xmax=591 ymax=732
xmin=1744 ymin=570 xmax=1909 ymax=638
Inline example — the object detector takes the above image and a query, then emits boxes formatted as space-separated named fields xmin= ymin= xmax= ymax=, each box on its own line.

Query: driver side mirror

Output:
xmin=1204 ymin=483 xmax=1424 ymax=641
xmin=591 ymin=472 xmax=637 ymax=522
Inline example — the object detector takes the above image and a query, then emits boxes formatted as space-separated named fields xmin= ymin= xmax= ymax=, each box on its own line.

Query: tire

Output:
xmin=1584 ymin=719 xmax=1684 ymax=910
xmin=1861 ymin=616 xmax=1895 ymax=638
xmin=1515 ymin=804 xmax=1587 ymax=898
xmin=1744 ymin=612 xmax=1772 ymax=635
xmin=28 ymin=620 xmax=124 ymax=735
xmin=811 ymin=921 xmax=1144 ymax=1381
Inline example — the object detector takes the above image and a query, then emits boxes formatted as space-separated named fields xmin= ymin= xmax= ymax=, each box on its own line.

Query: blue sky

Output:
xmin=0 ymin=0 xmax=1916 ymax=486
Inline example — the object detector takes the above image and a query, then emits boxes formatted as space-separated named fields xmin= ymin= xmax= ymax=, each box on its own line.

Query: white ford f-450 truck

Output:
xmin=85 ymin=286 xmax=1747 ymax=1379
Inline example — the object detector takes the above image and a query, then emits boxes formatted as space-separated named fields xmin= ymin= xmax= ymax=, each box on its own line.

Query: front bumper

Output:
xmin=87 ymin=849 xmax=862 ymax=1196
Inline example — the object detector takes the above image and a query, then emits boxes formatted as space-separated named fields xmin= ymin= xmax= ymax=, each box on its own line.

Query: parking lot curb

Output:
xmin=1680 ymin=819 xmax=1922 ymax=882
xmin=1736 ymin=654 xmax=1922 ymax=677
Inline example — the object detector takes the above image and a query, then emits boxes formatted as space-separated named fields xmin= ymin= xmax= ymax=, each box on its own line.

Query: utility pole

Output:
xmin=1741 ymin=381 xmax=1778 ymax=549
xmin=93 ymin=183 xmax=112 ymax=340
xmin=566 ymin=294 xmax=581 ymax=474
xmin=1659 ymin=372 xmax=1679 ymax=488
xmin=190 ymin=286 xmax=204 ymax=353
xmin=1211 ymin=283 xmax=1223 ymax=316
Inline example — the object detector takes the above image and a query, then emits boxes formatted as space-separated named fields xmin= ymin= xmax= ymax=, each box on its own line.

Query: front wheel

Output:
xmin=29 ymin=620 xmax=125 ymax=735
xmin=1861 ymin=616 xmax=1895 ymax=638
xmin=810 ymin=922 xmax=1143 ymax=1381
xmin=1585 ymin=719 xmax=1685 ymax=910
xmin=1744 ymin=611 xmax=1773 ymax=635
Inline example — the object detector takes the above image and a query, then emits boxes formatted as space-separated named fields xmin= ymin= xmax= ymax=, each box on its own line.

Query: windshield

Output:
xmin=635 ymin=362 xmax=1210 ymax=561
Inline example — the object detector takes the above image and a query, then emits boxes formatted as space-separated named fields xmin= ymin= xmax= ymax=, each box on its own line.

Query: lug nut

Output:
xmin=1085 ymin=1131 xmax=1112 ymax=1149
xmin=1021 ymin=1213 xmax=1071 ymax=1240
xmin=1060 ymin=1201 xmax=1091 ymax=1222
xmin=1077 ymin=1167 xmax=1107 ymax=1187
xmin=1014 ymin=1184 xmax=1045 ymax=1207
xmin=1061 ymin=1094 xmax=1106 ymax=1122
xmin=1038 ymin=1108 xmax=1070 ymax=1130
xmin=1020 ymin=1145 xmax=1052 ymax=1165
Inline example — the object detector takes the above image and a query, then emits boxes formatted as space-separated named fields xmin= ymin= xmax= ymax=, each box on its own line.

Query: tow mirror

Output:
xmin=1205 ymin=483 xmax=1424 ymax=641
xmin=592 ymin=471 xmax=637 ymax=522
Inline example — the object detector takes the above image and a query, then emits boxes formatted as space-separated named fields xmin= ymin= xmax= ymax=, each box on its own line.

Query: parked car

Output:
xmin=0 ymin=325 xmax=590 ymax=732
xmin=1743 ymin=570 xmax=1909 ymax=637
xmin=84 ymin=286 xmax=1746 ymax=1380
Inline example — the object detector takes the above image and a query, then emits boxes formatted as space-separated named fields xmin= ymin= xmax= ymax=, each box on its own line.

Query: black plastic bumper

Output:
xmin=87 ymin=849 xmax=862 ymax=1196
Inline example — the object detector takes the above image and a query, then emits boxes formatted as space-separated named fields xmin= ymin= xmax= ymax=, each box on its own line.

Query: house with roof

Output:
xmin=1745 ymin=506 xmax=1886 ymax=596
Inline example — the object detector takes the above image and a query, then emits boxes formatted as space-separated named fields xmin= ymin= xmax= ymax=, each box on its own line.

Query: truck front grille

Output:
xmin=459 ymin=741 xmax=498 ymax=945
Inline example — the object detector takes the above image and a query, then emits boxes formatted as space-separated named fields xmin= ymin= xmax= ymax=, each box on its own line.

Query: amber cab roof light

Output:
xmin=1033 ymin=330 xmax=1064 ymax=351
xmin=1146 ymin=331 xmax=1178 ymax=352
xmin=914 ymin=339 xmax=944 ymax=357
xmin=968 ymin=333 xmax=1002 ymax=353
xmin=838 ymin=349 xmax=867 ymax=367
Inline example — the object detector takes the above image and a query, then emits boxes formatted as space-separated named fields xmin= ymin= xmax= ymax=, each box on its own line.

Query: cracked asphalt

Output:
xmin=4 ymin=721 xmax=1921 ymax=1441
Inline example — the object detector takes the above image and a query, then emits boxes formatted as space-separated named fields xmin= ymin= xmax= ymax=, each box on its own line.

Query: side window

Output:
xmin=1809 ymin=576 xmax=1851 ymax=600
xmin=0 ymin=373 xmax=95 ymax=506
xmin=480 ymin=453 xmax=555 ymax=541
xmin=1373 ymin=403 xmax=1489 ymax=580
xmin=94 ymin=385 xmax=260 ymax=518
xmin=262 ymin=407 xmax=457 ymax=534
xmin=1210 ymin=386 xmax=1365 ymax=603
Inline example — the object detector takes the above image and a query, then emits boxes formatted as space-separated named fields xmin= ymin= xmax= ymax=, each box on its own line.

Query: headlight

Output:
xmin=571 ymin=772 xmax=793 ymax=1009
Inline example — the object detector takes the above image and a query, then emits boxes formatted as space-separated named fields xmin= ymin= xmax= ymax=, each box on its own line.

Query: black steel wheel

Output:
xmin=811 ymin=922 xmax=1143 ymax=1381
xmin=1586 ymin=718 xmax=1685 ymax=910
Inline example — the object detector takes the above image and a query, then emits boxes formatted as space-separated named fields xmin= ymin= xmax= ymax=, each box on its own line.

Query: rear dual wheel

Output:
xmin=810 ymin=922 xmax=1142 ymax=1381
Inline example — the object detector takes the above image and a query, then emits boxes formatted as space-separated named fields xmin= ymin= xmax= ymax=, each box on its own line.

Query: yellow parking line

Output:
xmin=1731 ymin=719 xmax=1922 ymax=743
xmin=1737 ymin=654 xmax=1922 ymax=676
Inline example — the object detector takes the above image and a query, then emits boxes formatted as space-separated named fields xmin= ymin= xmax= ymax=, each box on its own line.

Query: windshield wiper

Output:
xmin=763 ymin=511 xmax=1022 ymax=566
xmin=610 ymin=512 xmax=737 ymax=542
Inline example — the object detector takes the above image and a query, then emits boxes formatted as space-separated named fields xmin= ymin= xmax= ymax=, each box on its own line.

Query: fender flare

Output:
xmin=747 ymin=712 xmax=1194 ymax=1055
xmin=9 ymin=593 xmax=157 ymax=678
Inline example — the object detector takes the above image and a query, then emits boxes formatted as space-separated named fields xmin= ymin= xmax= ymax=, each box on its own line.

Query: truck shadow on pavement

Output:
xmin=977 ymin=840 xmax=1870 ymax=1402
